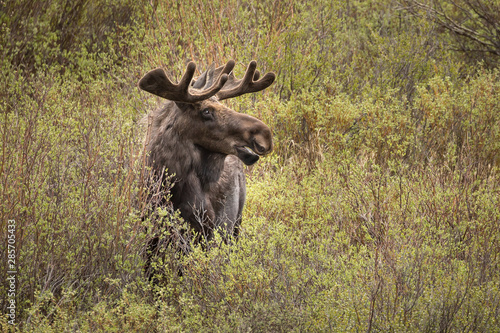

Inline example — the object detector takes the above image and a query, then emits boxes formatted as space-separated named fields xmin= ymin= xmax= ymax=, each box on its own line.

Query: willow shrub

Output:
xmin=0 ymin=51 xmax=153 ymax=329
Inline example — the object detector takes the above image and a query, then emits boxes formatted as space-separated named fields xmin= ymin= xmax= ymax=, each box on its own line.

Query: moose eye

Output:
xmin=201 ymin=108 xmax=213 ymax=120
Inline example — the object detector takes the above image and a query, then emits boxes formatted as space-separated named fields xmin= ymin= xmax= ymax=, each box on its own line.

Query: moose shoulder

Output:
xmin=139 ymin=60 xmax=275 ymax=244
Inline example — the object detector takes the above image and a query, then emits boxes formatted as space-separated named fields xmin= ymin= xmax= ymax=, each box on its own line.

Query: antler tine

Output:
xmin=139 ymin=61 xmax=235 ymax=103
xmin=177 ymin=61 xmax=197 ymax=92
xmin=216 ymin=60 xmax=276 ymax=101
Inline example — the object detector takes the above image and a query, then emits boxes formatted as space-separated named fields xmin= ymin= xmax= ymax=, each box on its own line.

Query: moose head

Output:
xmin=139 ymin=60 xmax=275 ymax=272
xmin=139 ymin=60 xmax=275 ymax=168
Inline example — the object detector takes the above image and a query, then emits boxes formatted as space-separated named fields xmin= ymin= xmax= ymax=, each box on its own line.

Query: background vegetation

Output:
xmin=1 ymin=0 xmax=499 ymax=331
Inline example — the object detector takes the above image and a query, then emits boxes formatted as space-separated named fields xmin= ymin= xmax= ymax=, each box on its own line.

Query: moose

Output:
xmin=139 ymin=60 xmax=275 ymax=275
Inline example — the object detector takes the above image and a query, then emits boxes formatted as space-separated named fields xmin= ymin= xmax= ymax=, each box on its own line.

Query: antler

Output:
xmin=216 ymin=60 xmax=276 ymax=101
xmin=139 ymin=61 xmax=235 ymax=103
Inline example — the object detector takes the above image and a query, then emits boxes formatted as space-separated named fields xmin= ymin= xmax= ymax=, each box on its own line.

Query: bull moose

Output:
xmin=139 ymin=60 xmax=275 ymax=276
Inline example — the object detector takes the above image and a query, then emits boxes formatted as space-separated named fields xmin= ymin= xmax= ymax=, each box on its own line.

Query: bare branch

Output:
xmin=401 ymin=0 xmax=500 ymax=57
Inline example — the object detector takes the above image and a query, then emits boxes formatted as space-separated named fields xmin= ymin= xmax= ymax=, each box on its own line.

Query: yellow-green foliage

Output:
xmin=1 ymin=0 xmax=500 ymax=331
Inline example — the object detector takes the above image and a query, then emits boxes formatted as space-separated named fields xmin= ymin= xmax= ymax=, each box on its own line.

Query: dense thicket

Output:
xmin=1 ymin=0 xmax=499 ymax=331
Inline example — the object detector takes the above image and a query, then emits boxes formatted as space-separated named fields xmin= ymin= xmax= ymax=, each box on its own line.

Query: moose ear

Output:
xmin=138 ymin=68 xmax=171 ymax=97
xmin=192 ymin=63 xmax=215 ymax=90
xmin=193 ymin=61 xmax=235 ymax=91
xmin=203 ymin=63 xmax=217 ymax=89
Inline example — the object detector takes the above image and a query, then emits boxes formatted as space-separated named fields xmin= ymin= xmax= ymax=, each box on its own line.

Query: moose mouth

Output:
xmin=235 ymin=146 xmax=260 ymax=166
